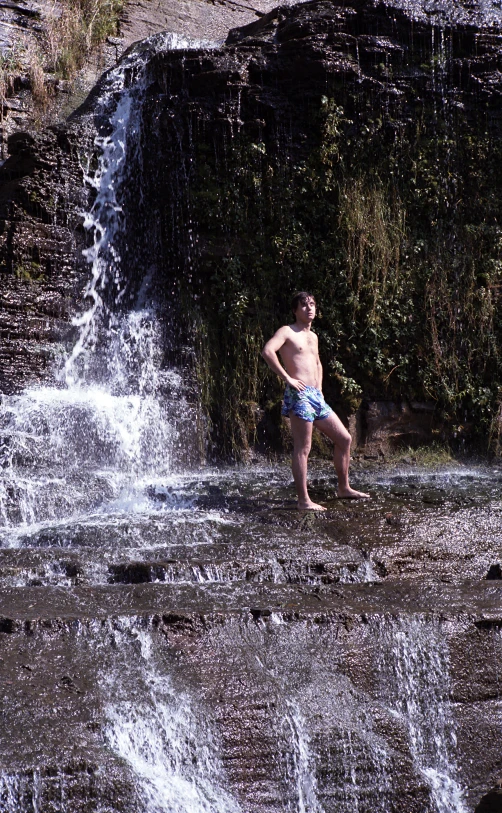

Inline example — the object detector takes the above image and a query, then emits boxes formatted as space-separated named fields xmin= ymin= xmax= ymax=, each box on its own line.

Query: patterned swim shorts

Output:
xmin=281 ymin=385 xmax=333 ymax=423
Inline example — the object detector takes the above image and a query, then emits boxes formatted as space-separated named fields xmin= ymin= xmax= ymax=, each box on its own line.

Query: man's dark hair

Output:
xmin=291 ymin=291 xmax=316 ymax=315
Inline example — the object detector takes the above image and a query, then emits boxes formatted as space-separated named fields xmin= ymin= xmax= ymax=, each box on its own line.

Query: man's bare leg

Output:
xmin=289 ymin=414 xmax=327 ymax=511
xmin=315 ymin=413 xmax=370 ymax=499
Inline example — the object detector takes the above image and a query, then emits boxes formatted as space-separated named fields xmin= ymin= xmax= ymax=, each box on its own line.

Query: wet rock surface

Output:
xmin=3 ymin=0 xmax=498 ymax=148
xmin=1 ymin=463 xmax=501 ymax=588
xmin=0 ymin=122 xmax=92 ymax=393
xmin=0 ymin=462 xmax=502 ymax=811
xmin=0 ymin=584 xmax=501 ymax=811
xmin=476 ymin=787 xmax=502 ymax=813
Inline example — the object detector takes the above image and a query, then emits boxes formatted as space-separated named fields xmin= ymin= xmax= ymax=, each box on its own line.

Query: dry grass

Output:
xmin=44 ymin=0 xmax=123 ymax=79
xmin=0 ymin=46 xmax=25 ymax=148
xmin=15 ymin=0 xmax=124 ymax=119
xmin=28 ymin=49 xmax=49 ymax=109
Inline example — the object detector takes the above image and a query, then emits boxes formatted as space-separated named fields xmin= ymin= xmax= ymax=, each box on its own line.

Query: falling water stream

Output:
xmin=103 ymin=625 xmax=242 ymax=813
xmin=0 ymin=32 xmax=215 ymax=548
xmin=0 ymin=22 xmax=501 ymax=813
xmin=376 ymin=618 xmax=468 ymax=813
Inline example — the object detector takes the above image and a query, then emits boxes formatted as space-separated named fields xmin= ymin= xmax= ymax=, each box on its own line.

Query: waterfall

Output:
xmin=102 ymin=624 xmax=241 ymax=813
xmin=283 ymin=700 xmax=322 ymax=813
xmin=1 ymin=5 xmax=498 ymax=810
xmin=212 ymin=615 xmax=395 ymax=813
xmin=376 ymin=616 xmax=467 ymax=813
xmin=63 ymin=31 xmax=218 ymax=385
xmin=0 ymin=607 xmax=490 ymax=812
xmin=0 ymin=34 xmax=216 ymax=544
xmin=0 ymin=774 xmax=40 ymax=813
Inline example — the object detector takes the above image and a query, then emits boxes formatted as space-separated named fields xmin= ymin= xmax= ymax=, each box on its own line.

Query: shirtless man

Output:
xmin=261 ymin=291 xmax=369 ymax=510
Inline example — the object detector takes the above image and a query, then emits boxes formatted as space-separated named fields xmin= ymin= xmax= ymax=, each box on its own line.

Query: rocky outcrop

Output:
xmin=0 ymin=577 xmax=502 ymax=811
xmin=353 ymin=400 xmax=439 ymax=454
xmin=0 ymin=124 xmax=92 ymax=392
xmin=1 ymin=6 xmax=502 ymax=812
xmin=113 ymin=0 xmax=502 ymax=455
xmin=0 ymin=0 xmax=284 ymax=149
xmin=476 ymin=786 xmax=502 ymax=813
xmin=1 ymin=0 xmax=502 ymax=448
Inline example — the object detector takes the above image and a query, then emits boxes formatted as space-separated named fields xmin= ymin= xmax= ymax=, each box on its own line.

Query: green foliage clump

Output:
xmin=14 ymin=261 xmax=45 ymax=282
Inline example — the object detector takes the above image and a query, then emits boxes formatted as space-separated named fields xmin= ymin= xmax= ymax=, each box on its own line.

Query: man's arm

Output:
xmin=261 ymin=328 xmax=306 ymax=392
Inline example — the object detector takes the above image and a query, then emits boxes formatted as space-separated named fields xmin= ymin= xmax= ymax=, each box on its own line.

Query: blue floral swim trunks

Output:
xmin=281 ymin=385 xmax=333 ymax=422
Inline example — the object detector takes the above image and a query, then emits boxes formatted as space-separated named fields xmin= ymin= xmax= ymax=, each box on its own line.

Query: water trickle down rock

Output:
xmin=0 ymin=33 xmax=209 ymax=545
xmin=374 ymin=615 xmax=468 ymax=813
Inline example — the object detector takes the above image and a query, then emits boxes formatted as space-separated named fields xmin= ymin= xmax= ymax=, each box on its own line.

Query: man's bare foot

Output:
xmin=337 ymin=487 xmax=370 ymax=499
xmin=298 ymin=500 xmax=327 ymax=511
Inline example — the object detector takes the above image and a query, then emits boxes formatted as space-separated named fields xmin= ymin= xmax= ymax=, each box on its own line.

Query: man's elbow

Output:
xmin=261 ymin=345 xmax=271 ymax=361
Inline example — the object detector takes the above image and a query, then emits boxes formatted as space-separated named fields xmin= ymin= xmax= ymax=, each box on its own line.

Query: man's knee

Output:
xmin=294 ymin=441 xmax=311 ymax=457
xmin=339 ymin=430 xmax=351 ymax=451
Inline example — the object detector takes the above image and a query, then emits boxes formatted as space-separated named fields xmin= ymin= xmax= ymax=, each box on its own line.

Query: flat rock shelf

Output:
xmin=0 ymin=465 xmax=502 ymax=813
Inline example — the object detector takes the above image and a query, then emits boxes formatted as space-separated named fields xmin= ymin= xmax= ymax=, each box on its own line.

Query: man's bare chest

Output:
xmin=286 ymin=335 xmax=317 ymax=356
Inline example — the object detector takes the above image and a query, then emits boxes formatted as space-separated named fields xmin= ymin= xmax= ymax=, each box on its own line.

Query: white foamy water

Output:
xmin=0 ymin=773 xmax=41 ymax=813
xmin=377 ymin=617 xmax=467 ymax=813
xmin=0 ymin=375 xmax=178 ymax=529
xmin=283 ymin=700 xmax=323 ymax=813
xmin=65 ymin=32 xmax=219 ymax=385
xmin=104 ymin=627 xmax=241 ymax=813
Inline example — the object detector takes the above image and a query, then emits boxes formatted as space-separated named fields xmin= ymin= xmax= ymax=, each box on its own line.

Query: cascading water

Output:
xmin=0 ymin=33 xmax=217 ymax=549
xmin=282 ymin=700 xmax=322 ymax=813
xmin=2 ymin=7 xmax=502 ymax=812
xmin=0 ymin=774 xmax=41 ymax=813
xmin=375 ymin=616 xmax=467 ymax=813
xmin=102 ymin=624 xmax=241 ymax=813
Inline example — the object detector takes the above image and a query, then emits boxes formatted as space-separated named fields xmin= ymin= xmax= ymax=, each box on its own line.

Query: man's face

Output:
xmin=294 ymin=297 xmax=316 ymax=323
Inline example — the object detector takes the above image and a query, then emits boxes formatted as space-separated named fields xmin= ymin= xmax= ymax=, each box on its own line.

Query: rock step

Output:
xmin=0 ymin=581 xmax=501 ymax=624
xmin=0 ymin=546 xmax=372 ymax=587
xmin=0 ymin=583 xmax=501 ymax=813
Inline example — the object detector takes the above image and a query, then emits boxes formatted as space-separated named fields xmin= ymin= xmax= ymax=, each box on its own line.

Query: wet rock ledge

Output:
xmin=1 ymin=579 xmax=502 ymax=812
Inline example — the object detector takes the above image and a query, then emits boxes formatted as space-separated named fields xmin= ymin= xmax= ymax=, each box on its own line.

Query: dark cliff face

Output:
xmin=115 ymin=0 xmax=502 ymax=457
xmin=0 ymin=125 xmax=92 ymax=393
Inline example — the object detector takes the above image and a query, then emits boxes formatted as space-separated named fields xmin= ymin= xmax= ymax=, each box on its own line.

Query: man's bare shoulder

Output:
xmin=271 ymin=324 xmax=296 ymax=340
xmin=269 ymin=325 xmax=318 ymax=344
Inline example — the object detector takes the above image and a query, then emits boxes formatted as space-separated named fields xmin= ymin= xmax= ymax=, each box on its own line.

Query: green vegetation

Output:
xmin=146 ymin=32 xmax=502 ymax=461
xmin=14 ymin=261 xmax=45 ymax=282
xmin=178 ymin=90 xmax=502 ymax=458
xmin=386 ymin=442 xmax=456 ymax=467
